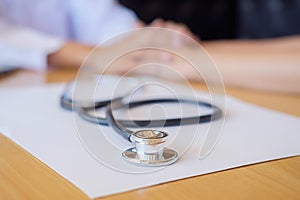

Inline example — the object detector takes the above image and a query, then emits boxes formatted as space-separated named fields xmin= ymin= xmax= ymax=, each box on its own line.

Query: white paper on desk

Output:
xmin=0 ymin=84 xmax=299 ymax=199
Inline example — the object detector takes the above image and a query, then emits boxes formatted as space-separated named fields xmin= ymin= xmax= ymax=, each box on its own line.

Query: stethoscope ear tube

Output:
xmin=76 ymin=98 xmax=223 ymax=128
xmin=60 ymin=93 xmax=123 ymax=112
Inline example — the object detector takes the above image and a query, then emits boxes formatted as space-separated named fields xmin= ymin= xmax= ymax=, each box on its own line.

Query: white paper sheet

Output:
xmin=0 ymin=84 xmax=299 ymax=198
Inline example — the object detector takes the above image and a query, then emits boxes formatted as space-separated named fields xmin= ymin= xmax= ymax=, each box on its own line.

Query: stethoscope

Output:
xmin=60 ymin=76 xmax=222 ymax=167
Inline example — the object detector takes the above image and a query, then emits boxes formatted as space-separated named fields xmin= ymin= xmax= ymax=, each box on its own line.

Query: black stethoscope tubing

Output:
xmin=61 ymin=94 xmax=223 ymax=142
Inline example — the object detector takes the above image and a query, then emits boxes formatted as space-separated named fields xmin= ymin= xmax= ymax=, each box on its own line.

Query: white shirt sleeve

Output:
xmin=0 ymin=0 xmax=137 ymax=71
xmin=0 ymin=20 xmax=65 ymax=71
xmin=67 ymin=0 xmax=137 ymax=45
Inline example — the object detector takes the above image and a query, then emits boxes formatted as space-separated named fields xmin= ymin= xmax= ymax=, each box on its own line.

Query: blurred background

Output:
xmin=119 ymin=0 xmax=300 ymax=40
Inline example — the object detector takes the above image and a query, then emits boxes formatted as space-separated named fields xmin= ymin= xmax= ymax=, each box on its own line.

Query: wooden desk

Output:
xmin=1 ymin=69 xmax=299 ymax=200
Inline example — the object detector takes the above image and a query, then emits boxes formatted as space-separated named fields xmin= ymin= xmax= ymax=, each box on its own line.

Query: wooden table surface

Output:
xmin=0 ymin=69 xmax=299 ymax=200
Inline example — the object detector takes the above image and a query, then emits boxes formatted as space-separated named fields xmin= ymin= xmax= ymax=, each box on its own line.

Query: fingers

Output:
xmin=134 ymin=20 xmax=145 ymax=28
xmin=150 ymin=18 xmax=165 ymax=28
xmin=165 ymin=22 xmax=191 ymax=37
xmin=148 ymin=19 xmax=200 ymax=45
xmin=149 ymin=19 xmax=192 ymax=36
xmin=135 ymin=18 xmax=200 ymax=44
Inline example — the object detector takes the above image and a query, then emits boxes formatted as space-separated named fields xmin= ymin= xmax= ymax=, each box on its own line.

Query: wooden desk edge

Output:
xmin=0 ymin=133 xmax=89 ymax=200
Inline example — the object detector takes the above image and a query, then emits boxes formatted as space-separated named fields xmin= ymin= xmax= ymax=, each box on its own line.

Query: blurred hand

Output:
xmin=135 ymin=18 xmax=200 ymax=47
xmin=85 ymin=22 xmax=203 ymax=81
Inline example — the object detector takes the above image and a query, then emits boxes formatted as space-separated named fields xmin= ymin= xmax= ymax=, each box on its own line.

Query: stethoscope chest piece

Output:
xmin=122 ymin=130 xmax=178 ymax=167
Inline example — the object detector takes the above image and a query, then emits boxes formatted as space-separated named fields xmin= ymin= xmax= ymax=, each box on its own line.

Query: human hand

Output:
xmin=85 ymin=24 xmax=203 ymax=81
xmin=135 ymin=18 xmax=200 ymax=45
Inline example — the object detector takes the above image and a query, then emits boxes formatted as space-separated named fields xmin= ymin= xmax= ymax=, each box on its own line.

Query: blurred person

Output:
xmin=1 ymin=0 xmax=299 ymax=94
xmin=0 ymin=0 xmax=194 ymax=71
xmin=120 ymin=0 xmax=300 ymax=39
xmin=119 ymin=0 xmax=300 ymax=94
